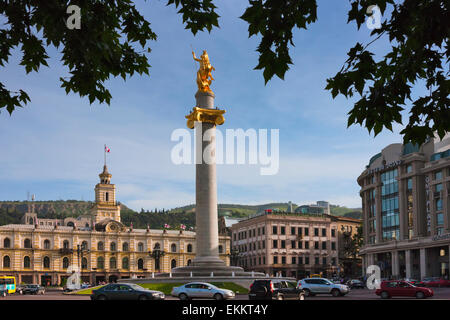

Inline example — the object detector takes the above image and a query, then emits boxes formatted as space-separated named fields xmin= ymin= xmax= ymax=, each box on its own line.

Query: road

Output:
xmin=3 ymin=287 xmax=450 ymax=300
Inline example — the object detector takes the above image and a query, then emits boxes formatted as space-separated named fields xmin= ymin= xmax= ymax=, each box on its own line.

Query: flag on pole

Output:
xmin=105 ymin=145 xmax=110 ymax=153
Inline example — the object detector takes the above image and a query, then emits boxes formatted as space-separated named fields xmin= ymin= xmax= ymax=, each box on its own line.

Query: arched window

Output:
xmin=44 ymin=239 xmax=51 ymax=249
xmin=24 ymin=238 xmax=32 ymax=248
xmin=3 ymin=238 xmax=11 ymax=248
xmin=62 ymin=257 xmax=69 ymax=269
xmin=3 ymin=255 xmax=10 ymax=268
xmin=63 ymin=240 xmax=69 ymax=249
xmin=137 ymin=258 xmax=144 ymax=270
xmin=81 ymin=241 xmax=88 ymax=250
xmin=171 ymin=259 xmax=177 ymax=269
xmin=171 ymin=243 xmax=177 ymax=253
xmin=153 ymin=243 xmax=160 ymax=250
xmin=110 ymin=242 xmax=117 ymax=252
xmin=24 ymin=256 xmax=31 ymax=268
xmin=81 ymin=258 xmax=88 ymax=269
xmin=110 ymin=257 xmax=117 ymax=269
xmin=105 ymin=192 xmax=109 ymax=202
xmin=97 ymin=241 xmax=104 ymax=251
xmin=187 ymin=259 xmax=192 ymax=266
xmin=122 ymin=257 xmax=129 ymax=270
xmin=43 ymin=256 xmax=50 ymax=269
xmin=138 ymin=242 xmax=144 ymax=252
xmin=187 ymin=244 xmax=193 ymax=253
xmin=67 ymin=222 xmax=75 ymax=227
xmin=97 ymin=257 xmax=104 ymax=269
xmin=219 ymin=245 xmax=223 ymax=254
xmin=122 ymin=242 xmax=129 ymax=252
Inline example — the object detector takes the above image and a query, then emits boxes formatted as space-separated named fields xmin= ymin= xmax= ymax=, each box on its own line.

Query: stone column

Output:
xmin=192 ymin=91 xmax=224 ymax=267
xmin=392 ymin=250 xmax=400 ymax=278
xmin=405 ymin=249 xmax=412 ymax=279
xmin=420 ymin=248 xmax=427 ymax=280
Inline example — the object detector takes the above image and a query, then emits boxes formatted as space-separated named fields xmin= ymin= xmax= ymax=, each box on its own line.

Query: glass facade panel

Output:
xmin=381 ymin=169 xmax=400 ymax=241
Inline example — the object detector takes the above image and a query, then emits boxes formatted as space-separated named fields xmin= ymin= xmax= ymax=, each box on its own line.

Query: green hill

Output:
xmin=0 ymin=200 xmax=361 ymax=228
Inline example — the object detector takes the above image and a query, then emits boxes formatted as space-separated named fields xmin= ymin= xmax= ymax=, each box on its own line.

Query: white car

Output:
xmin=297 ymin=278 xmax=350 ymax=297
xmin=171 ymin=282 xmax=235 ymax=300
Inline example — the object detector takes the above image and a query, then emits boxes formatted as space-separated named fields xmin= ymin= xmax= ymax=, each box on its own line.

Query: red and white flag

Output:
xmin=105 ymin=145 xmax=110 ymax=153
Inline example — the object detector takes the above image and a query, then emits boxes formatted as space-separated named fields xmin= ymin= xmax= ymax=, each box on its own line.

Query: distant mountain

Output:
xmin=0 ymin=200 xmax=361 ymax=228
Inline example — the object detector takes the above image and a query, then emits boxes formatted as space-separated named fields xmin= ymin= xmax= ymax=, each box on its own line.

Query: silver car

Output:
xmin=171 ymin=282 xmax=235 ymax=300
xmin=297 ymin=278 xmax=350 ymax=297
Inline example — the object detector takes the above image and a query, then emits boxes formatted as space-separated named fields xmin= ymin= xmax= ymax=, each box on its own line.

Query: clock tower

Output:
xmin=93 ymin=165 xmax=121 ymax=223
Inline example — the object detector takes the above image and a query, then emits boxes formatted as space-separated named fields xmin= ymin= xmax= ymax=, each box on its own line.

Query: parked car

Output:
xmin=171 ymin=282 xmax=235 ymax=300
xmin=402 ymin=279 xmax=425 ymax=287
xmin=91 ymin=283 xmax=165 ymax=300
xmin=23 ymin=284 xmax=45 ymax=295
xmin=346 ymin=279 xmax=365 ymax=289
xmin=422 ymin=277 xmax=450 ymax=288
xmin=0 ymin=284 xmax=7 ymax=297
xmin=298 ymin=277 xmax=349 ymax=297
xmin=375 ymin=280 xmax=433 ymax=299
xmin=15 ymin=284 xmax=25 ymax=294
xmin=248 ymin=279 xmax=305 ymax=300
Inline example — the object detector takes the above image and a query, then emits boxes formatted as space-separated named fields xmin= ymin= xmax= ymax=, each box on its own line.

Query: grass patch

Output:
xmin=74 ymin=282 xmax=248 ymax=296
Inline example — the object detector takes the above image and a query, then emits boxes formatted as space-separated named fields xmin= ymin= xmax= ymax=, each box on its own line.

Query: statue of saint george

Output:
xmin=192 ymin=50 xmax=215 ymax=93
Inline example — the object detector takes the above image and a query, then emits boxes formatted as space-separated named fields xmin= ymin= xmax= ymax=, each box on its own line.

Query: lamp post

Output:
xmin=76 ymin=244 xmax=90 ymax=284
xmin=149 ymin=249 xmax=166 ymax=273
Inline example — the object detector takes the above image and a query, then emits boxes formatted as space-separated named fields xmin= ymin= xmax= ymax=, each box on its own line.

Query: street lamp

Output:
xmin=76 ymin=244 xmax=90 ymax=283
xmin=149 ymin=249 xmax=166 ymax=273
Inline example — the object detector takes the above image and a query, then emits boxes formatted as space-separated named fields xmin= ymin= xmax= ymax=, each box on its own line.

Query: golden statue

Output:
xmin=192 ymin=50 xmax=215 ymax=93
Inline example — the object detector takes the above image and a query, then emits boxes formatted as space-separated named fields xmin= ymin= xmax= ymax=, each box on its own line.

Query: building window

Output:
xmin=3 ymin=238 xmax=11 ymax=248
xmin=381 ymin=168 xmax=400 ymax=241
xmin=281 ymin=256 xmax=286 ymax=264
xmin=315 ymin=257 xmax=319 ymax=265
xmin=280 ymin=226 xmax=285 ymax=235
xmin=82 ymin=258 xmax=88 ymax=269
xmin=305 ymin=241 xmax=309 ymax=249
xmin=122 ymin=242 xmax=129 ymax=252
xmin=304 ymin=228 xmax=309 ymax=236
xmin=63 ymin=240 xmax=69 ymax=249
xmin=122 ymin=257 xmax=129 ymax=270
xmin=43 ymin=256 xmax=50 ymax=268
xmin=436 ymin=199 xmax=443 ymax=211
xmin=110 ymin=257 xmax=117 ymax=269
xmin=171 ymin=259 xmax=177 ymax=269
xmin=331 ymin=242 xmax=336 ymax=250
xmin=24 ymin=256 xmax=31 ymax=268
xmin=62 ymin=257 xmax=69 ymax=269
xmin=435 ymin=183 xmax=443 ymax=192
xmin=187 ymin=244 xmax=193 ymax=253
xmin=322 ymin=257 xmax=327 ymax=265
xmin=435 ymin=171 xmax=443 ymax=180
xmin=322 ymin=229 xmax=326 ymax=237
xmin=314 ymin=241 xmax=319 ymax=249
xmin=437 ymin=213 xmax=444 ymax=226
xmin=273 ymin=256 xmax=278 ymax=264
xmin=314 ymin=228 xmax=319 ymax=236
xmin=81 ymin=241 xmax=88 ymax=251
xmin=331 ymin=229 xmax=336 ymax=237
xmin=272 ymin=226 xmax=277 ymax=234
xmin=298 ymin=227 xmax=302 ymax=235
xmin=273 ymin=240 xmax=278 ymax=248
xmin=322 ymin=242 xmax=327 ymax=250
xmin=281 ymin=240 xmax=286 ymax=249
xmin=187 ymin=259 xmax=192 ymax=266
xmin=97 ymin=257 xmax=104 ymax=269
xmin=298 ymin=241 xmax=302 ymax=249
xmin=291 ymin=227 xmax=296 ymax=235
xmin=24 ymin=238 xmax=32 ymax=248
xmin=44 ymin=239 xmax=51 ymax=249
xmin=291 ymin=240 xmax=296 ymax=248
xmin=406 ymin=164 xmax=412 ymax=173
xmin=105 ymin=192 xmax=109 ymax=202
xmin=171 ymin=243 xmax=177 ymax=252
xmin=331 ymin=257 xmax=336 ymax=266
xmin=98 ymin=241 xmax=104 ymax=251
xmin=3 ymin=255 xmax=10 ymax=268
xmin=138 ymin=242 xmax=144 ymax=252
xmin=137 ymin=258 xmax=144 ymax=270
xmin=219 ymin=245 xmax=223 ymax=253
xmin=110 ymin=242 xmax=117 ymax=251
xmin=292 ymin=257 xmax=296 ymax=264
xmin=407 ymin=178 xmax=413 ymax=190
xmin=305 ymin=257 xmax=309 ymax=265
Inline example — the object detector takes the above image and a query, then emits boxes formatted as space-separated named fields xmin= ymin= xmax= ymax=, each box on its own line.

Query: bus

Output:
xmin=0 ymin=276 xmax=16 ymax=294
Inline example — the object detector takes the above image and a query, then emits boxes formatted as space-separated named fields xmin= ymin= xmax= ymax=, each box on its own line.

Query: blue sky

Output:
xmin=0 ymin=1 xmax=416 ymax=211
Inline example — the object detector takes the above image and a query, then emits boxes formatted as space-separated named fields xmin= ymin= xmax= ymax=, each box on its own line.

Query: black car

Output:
xmin=91 ymin=283 xmax=165 ymax=300
xmin=249 ymin=279 xmax=305 ymax=300
xmin=346 ymin=279 xmax=365 ymax=289
xmin=23 ymin=284 xmax=45 ymax=295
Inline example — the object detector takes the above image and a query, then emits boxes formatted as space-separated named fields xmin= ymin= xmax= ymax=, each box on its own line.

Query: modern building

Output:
xmin=229 ymin=211 xmax=340 ymax=279
xmin=0 ymin=165 xmax=231 ymax=285
xmin=358 ymin=133 xmax=450 ymax=280
xmin=294 ymin=201 xmax=330 ymax=215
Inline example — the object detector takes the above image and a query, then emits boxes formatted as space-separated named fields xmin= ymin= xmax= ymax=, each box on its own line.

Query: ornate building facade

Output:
xmin=0 ymin=166 xmax=230 ymax=285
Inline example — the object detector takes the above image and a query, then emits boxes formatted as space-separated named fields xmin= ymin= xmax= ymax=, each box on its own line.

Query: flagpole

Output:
xmin=104 ymin=144 xmax=106 ymax=166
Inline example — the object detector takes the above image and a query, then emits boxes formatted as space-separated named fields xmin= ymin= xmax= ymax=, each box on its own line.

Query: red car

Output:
xmin=422 ymin=277 xmax=450 ymax=288
xmin=375 ymin=280 xmax=434 ymax=299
